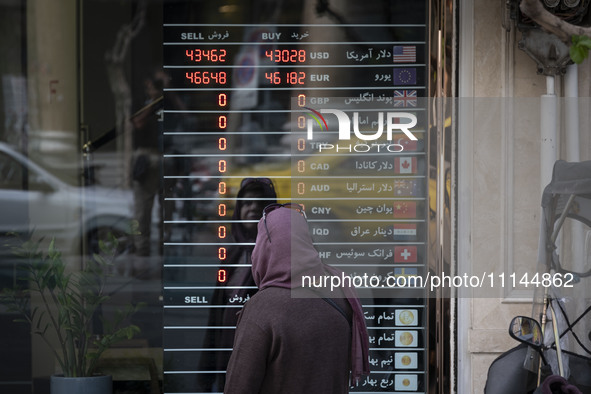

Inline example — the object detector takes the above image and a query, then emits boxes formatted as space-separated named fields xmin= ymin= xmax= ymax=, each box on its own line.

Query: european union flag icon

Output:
xmin=394 ymin=68 xmax=417 ymax=85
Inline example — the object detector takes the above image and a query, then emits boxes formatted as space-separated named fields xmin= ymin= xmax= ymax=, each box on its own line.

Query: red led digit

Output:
xmin=219 ymin=49 xmax=227 ymax=62
xmin=298 ymin=49 xmax=306 ymax=62
xmin=218 ymin=247 xmax=227 ymax=260
xmin=217 ymin=269 xmax=227 ymax=283
xmin=298 ymin=72 xmax=305 ymax=85
xmin=298 ymin=115 xmax=306 ymax=129
xmin=219 ymin=137 xmax=227 ymax=151
xmin=218 ymin=115 xmax=227 ymax=129
xmin=185 ymin=49 xmax=193 ymax=61
xmin=297 ymin=138 xmax=306 ymax=151
xmin=219 ymin=181 xmax=227 ymax=195
xmin=297 ymin=160 xmax=305 ymax=172
xmin=218 ymin=203 xmax=227 ymax=216
xmin=297 ymin=182 xmax=305 ymax=195
xmin=297 ymin=94 xmax=306 ymax=107
xmin=218 ymin=93 xmax=227 ymax=107
xmin=218 ymin=226 xmax=227 ymax=239
xmin=282 ymin=50 xmax=290 ymax=63
xmin=218 ymin=72 xmax=226 ymax=84
xmin=218 ymin=159 xmax=227 ymax=173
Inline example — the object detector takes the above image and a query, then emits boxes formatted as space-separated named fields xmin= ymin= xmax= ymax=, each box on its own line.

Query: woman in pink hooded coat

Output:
xmin=224 ymin=205 xmax=369 ymax=393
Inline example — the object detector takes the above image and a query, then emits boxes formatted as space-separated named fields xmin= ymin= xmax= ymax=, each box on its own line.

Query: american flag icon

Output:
xmin=394 ymin=90 xmax=417 ymax=107
xmin=393 ymin=46 xmax=416 ymax=63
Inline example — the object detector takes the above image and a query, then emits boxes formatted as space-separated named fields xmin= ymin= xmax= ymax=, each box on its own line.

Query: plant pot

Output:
xmin=50 ymin=374 xmax=112 ymax=394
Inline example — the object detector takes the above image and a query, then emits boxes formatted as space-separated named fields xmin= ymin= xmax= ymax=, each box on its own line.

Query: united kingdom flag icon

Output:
xmin=394 ymin=90 xmax=417 ymax=107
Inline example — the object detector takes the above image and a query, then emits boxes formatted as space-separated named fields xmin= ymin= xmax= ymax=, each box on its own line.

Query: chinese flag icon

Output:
xmin=395 ymin=157 xmax=417 ymax=174
xmin=394 ymin=201 xmax=417 ymax=219
xmin=394 ymin=246 xmax=418 ymax=263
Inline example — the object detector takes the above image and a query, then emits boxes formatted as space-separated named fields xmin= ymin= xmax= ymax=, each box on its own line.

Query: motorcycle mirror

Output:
xmin=509 ymin=316 xmax=543 ymax=348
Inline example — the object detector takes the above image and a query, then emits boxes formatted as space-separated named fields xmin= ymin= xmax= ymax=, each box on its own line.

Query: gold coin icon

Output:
xmin=399 ymin=310 xmax=415 ymax=325
xmin=399 ymin=331 xmax=414 ymax=346
xmin=403 ymin=378 xmax=411 ymax=386
xmin=401 ymin=355 xmax=412 ymax=365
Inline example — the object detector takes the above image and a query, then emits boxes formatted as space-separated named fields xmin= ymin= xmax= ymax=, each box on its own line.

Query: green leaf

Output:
xmin=570 ymin=34 xmax=591 ymax=64
xmin=573 ymin=34 xmax=591 ymax=49
xmin=48 ymin=239 xmax=58 ymax=259
xmin=570 ymin=44 xmax=588 ymax=64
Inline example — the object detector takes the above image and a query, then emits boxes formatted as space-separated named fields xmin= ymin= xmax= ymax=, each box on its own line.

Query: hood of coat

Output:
xmin=251 ymin=207 xmax=321 ymax=289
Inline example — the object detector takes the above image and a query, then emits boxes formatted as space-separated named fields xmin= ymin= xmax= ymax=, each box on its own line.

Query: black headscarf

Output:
xmin=231 ymin=178 xmax=277 ymax=249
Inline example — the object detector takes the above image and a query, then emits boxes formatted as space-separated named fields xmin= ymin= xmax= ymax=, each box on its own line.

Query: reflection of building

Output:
xmin=1 ymin=0 xmax=591 ymax=393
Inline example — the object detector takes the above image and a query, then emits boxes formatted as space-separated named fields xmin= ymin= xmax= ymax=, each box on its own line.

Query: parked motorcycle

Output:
xmin=485 ymin=160 xmax=591 ymax=394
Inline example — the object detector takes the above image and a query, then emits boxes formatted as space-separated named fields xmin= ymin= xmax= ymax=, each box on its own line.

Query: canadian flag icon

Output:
xmin=395 ymin=157 xmax=417 ymax=174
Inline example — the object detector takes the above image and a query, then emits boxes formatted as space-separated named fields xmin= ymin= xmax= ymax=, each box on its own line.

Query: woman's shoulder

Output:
xmin=247 ymin=286 xmax=290 ymax=305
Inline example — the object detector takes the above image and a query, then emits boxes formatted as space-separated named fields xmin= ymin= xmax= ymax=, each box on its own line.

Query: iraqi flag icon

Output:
xmin=395 ymin=157 xmax=418 ymax=174
xmin=393 ymin=223 xmax=417 ymax=241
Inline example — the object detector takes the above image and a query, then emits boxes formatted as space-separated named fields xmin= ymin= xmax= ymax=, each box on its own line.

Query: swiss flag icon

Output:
xmin=394 ymin=246 xmax=418 ymax=263
xmin=395 ymin=157 xmax=417 ymax=174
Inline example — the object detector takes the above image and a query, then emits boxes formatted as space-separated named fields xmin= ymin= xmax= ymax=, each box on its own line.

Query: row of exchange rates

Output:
xmin=162 ymin=22 xmax=429 ymax=393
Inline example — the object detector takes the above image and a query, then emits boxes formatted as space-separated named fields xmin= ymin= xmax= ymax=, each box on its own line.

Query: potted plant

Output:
xmin=0 ymin=234 xmax=143 ymax=394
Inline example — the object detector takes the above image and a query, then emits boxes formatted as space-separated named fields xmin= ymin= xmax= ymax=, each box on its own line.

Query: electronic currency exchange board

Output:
xmin=163 ymin=1 xmax=429 ymax=393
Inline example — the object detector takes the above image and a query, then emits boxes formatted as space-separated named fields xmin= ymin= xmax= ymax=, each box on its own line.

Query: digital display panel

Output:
xmin=163 ymin=1 xmax=429 ymax=392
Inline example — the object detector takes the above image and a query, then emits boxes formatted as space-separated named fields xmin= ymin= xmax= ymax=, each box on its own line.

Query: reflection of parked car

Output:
xmin=0 ymin=142 xmax=134 ymax=257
